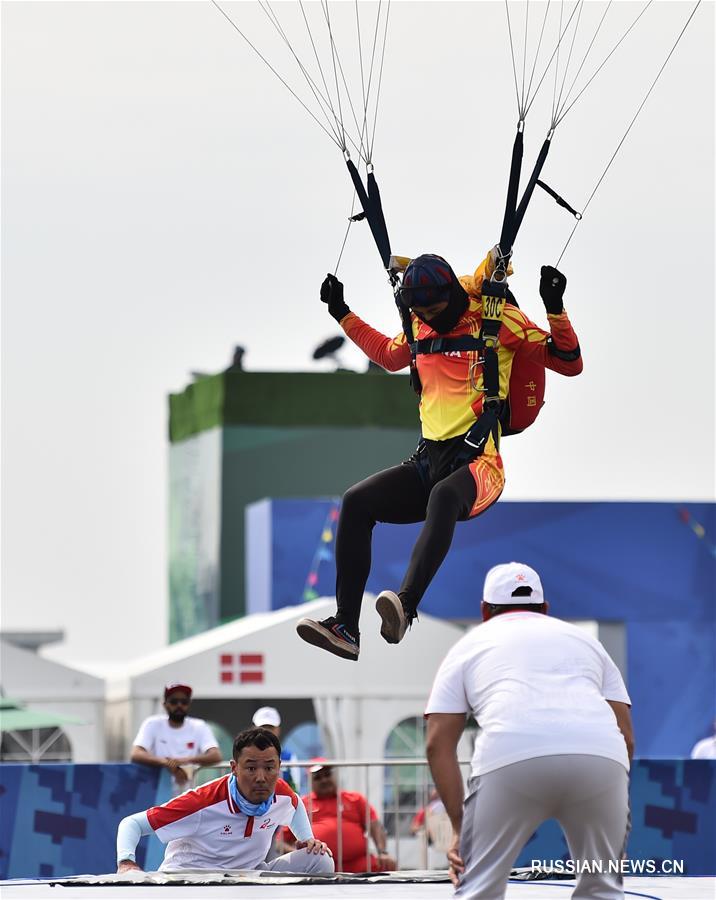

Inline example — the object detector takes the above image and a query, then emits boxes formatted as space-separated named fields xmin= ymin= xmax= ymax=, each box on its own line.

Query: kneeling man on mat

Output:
xmin=117 ymin=728 xmax=334 ymax=875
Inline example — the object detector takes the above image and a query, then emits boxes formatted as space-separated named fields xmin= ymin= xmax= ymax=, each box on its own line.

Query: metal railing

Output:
xmin=191 ymin=757 xmax=471 ymax=872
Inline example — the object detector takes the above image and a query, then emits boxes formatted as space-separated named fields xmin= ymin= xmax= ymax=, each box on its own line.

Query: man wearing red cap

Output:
xmin=131 ymin=682 xmax=222 ymax=790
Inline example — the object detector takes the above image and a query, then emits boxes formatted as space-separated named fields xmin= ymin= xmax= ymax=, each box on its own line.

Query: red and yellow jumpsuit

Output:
xmin=332 ymin=288 xmax=582 ymax=632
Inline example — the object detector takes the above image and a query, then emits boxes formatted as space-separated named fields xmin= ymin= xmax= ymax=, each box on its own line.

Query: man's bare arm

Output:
xmin=177 ymin=747 xmax=223 ymax=767
xmin=425 ymin=713 xmax=466 ymax=833
xmin=130 ymin=746 xmax=188 ymax=782
xmin=607 ymin=700 xmax=635 ymax=761
xmin=130 ymin=746 xmax=169 ymax=768
xmin=369 ymin=820 xmax=388 ymax=854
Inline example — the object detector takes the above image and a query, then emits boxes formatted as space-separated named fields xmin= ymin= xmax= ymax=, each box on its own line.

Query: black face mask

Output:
xmin=413 ymin=282 xmax=468 ymax=334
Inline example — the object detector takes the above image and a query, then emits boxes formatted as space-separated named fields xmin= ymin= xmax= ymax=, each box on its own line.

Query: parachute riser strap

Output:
xmin=498 ymin=123 xmax=525 ymax=254
xmin=345 ymin=157 xmax=392 ymax=270
xmin=505 ymin=134 xmax=553 ymax=253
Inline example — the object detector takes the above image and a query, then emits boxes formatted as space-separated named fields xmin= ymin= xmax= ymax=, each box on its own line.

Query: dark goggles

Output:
xmin=397 ymin=283 xmax=452 ymax=309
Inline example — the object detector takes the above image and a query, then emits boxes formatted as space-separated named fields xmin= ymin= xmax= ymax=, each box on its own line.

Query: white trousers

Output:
xmin=455 ymin=755 xmax=630 ymax=900
xmin=261 ymin=848 xmax=335 ymax=875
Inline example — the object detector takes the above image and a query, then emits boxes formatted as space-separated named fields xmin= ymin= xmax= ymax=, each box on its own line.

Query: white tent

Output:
xmin=105 ymin=601 xmax=611 ymax=810
xmin=0 ymin=639 xmax=105 ymax=762
xmin=105 ymin=599 xmax=468 ymax=792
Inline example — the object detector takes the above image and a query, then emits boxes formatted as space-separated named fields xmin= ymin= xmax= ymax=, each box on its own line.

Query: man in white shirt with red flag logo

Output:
xmin=131 ymin=682 xmax=222 ymax=791
xmin=117 ymin=728 xmax=334 ymax=875
xmin=425 ymin=562 xmax=634 ymax=900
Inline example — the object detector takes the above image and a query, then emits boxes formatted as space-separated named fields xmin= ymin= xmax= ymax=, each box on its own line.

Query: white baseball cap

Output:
xmin=483 ymin=562 xmax=544 ymax=605
xmin=252 ymin=706 xmax=281 ymax=728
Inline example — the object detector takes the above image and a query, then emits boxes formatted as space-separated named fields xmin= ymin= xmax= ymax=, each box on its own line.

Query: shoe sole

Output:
xmin=375 ymin=591 xmax=407 ymax=645
xmin=296 ymin=619 xmax=359 ymax=661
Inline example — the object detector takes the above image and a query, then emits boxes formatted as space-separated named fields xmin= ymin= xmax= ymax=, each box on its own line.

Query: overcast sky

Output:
xmin=2 ymin=0 xmax=713 ymax=670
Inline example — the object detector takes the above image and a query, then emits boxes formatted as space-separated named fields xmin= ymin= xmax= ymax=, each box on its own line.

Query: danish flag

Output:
xmin=219 ymin=653 xmax=264 ymax=684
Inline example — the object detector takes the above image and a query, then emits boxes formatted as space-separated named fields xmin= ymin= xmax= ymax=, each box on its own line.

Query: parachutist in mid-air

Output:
xmin=297 ymin=252 xmax=582 ymax=661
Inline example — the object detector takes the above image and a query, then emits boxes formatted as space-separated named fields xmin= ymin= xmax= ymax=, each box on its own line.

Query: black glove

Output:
xmin=320 ymin=274 xmax=350 ymax=322
xmin=539 ymin=265 xmax=567 ymax=315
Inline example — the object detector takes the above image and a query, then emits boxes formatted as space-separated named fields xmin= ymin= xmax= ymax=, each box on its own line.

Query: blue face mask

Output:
xmin=229 ymin=773 xmax=274 ymax=818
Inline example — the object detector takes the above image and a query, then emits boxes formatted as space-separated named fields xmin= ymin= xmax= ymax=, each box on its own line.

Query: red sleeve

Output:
xmin=275 ymin=778 xmax=298 ymax=809
xmin=340 ymin=312 xmax=412 ymax=372
xmin=147 ymin=776 xmax=228 ymax=830
xmin=499 ymin=305 xmax=583 ymax=376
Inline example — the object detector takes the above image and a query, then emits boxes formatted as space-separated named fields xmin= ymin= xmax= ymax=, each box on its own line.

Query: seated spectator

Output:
xmin=130 ymin=682 xmax=222 ymax=791
xmin=411 ymin=789 xmax=446 ymax=838
xmin=284 ymin=760 xmax=396 ymax=873
xmin=410 ymin=789 xmax=452 ymax=852
xmin=117 ymin=728 xmax=333 ymax=875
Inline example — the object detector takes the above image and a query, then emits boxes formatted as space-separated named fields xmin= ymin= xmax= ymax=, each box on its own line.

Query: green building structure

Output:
xmin=168 ymin=371 xmax=418 ymax=642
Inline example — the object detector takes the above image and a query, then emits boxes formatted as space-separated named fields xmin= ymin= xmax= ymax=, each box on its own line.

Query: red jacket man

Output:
xmin=284 ymin=761 xmax=396 ymax=873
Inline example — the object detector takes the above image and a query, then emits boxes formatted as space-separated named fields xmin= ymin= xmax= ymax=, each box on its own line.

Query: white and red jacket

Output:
xmin=118 ymin=776 xmax=304 ymax=871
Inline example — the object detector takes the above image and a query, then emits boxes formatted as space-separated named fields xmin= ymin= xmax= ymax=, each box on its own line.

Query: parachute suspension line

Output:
xmin=551 ymin=0 xmax=613 ymax=128
xmin=354 ymin=0 xmax=369 ymax=154
xmin=523 ymin=0 xmax=552 ymax=117
xmin=550 ymin=0 xmax=566 ymax=126
xmin=321 ymin=1 xmax=349 ymax=154
xmin=504 ymin=0 xmax=524 ymax=118
xmin=334 ymin=192 xmax=358 ymax=276
xmin=260 ymin=1 xmax=345 ymax=149
xmin=363 ymin=1 xmax=386 ymax=163
xmin=210 ymin=0 xmax=344 ymax=151
xmin=556 ymin=0 xmax=703 ymax=266
xmin=521 ymin=0 xmax=582 ymax=119
xmin=321 ymin=1 xmax=374 ymax=164
xmin=368 ymin=1 xmax=391 ymax=164
xmin=552 ymin=0 xmax=654 ymax=128
xmin=297 ymin=0 xmax=347 ymax=147
xmin=551 ymin=0 xmax=585 ymax=130
xmin=520 ymin=1 xmax=530 ymax=115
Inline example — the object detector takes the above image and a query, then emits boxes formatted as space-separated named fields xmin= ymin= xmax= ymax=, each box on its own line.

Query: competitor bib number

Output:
xmin=482 ymin=294 xmax=506 ymax=321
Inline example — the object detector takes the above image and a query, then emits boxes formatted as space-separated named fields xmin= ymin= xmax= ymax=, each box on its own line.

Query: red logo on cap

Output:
xmin=515 ymin=573 xmax=527 ymax=581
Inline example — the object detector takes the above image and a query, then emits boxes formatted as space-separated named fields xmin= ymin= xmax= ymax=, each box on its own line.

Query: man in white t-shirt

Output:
xmin=131 ymin=682 xmax=222 ymax=789
xmin=117 ymin=728 xmax=333 ymax=875
xmin=425 ymin=562 xmax=634 ymax=900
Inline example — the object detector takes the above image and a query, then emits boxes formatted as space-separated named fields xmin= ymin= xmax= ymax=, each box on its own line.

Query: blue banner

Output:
xmin=0 ymin=764 xmax=172 ymax=879
xmin=0 ymin=761 xmax=713 ymax=877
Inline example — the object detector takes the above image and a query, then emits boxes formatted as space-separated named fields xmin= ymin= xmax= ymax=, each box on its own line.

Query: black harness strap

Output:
xmin=414 ymin=336 xmax=484 ymax=355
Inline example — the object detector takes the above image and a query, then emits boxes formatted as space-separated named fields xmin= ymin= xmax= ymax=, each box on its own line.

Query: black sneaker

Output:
xmin=375 ymin=591 xmax=418 ymax=645
xmin=296 ymin=616 xmax=360 ymax=661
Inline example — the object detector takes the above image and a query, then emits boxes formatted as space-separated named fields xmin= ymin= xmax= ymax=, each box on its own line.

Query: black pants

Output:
xmin=334 ymin=448 xmax=480 ymax=634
